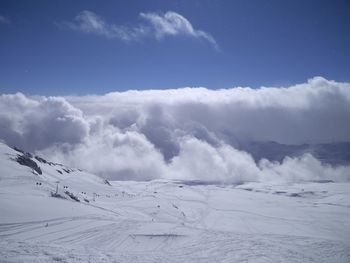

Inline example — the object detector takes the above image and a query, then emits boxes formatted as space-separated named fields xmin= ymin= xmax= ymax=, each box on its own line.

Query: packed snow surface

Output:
xmin=0 ymin=142 xmax=349 ymax=262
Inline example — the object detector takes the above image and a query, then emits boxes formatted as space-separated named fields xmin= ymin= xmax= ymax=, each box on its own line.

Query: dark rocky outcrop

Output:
xmin=64 ymin=191 xmax=80 ymax=202
xmin=35 ymin=156 xmax=47 ymax=164
xmin=62 ymin=168 xmax=71 ymax=174
xmin=104 ymin=179 xmax=112 ymax=186
xmin=50 ymin=192 xmax=66 ymax=199
xmin=15 ymin=154 xmax=42 ymax=175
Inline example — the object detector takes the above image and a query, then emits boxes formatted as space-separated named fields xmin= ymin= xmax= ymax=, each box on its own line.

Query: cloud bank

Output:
xmin=60 ymin=10 xmax=219 ymax=50
xmin=1 ymin=77 xmax=350 ymax=183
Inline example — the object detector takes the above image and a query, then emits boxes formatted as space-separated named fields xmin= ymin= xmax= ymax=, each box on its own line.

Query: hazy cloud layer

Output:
xmin=1 ymin=77 xmax=350 ymax=183
xmin=60 ymin=10 xmax=218 ymax=49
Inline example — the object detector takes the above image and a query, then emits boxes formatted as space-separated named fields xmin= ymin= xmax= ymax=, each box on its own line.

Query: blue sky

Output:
xmin=0 ymin=0 xmax=349 ymax=95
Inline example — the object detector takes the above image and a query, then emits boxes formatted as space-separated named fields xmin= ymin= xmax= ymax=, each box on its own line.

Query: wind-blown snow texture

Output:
xmin=0 ymin=142 xmax=350 ymax=262
xmin=1 ymin=77 xmax=350 ymax=183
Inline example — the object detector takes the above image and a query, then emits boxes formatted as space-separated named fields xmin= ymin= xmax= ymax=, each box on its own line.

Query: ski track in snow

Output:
xmin=0 ymin=142 xmax=350 ymax=262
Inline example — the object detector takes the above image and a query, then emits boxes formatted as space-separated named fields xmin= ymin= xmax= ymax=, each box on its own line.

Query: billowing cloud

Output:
xmin=60 ymin=10 xmax=218 ymax=50
xmin=0 ymin=93 xmax=89 ymax=151
xmin=1 ymin=77 xmax=350 ymax=183
xmin=167 ymin=137 xmax=260 ymax=184
xmin=67 ymin=76 xmax=350 ymax=146
xmin=42 ymin=130 xmax=166 ymax=181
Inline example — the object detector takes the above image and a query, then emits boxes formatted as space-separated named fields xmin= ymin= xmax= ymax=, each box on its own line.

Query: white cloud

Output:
xmin=1 ymin=77 xmax=350 ymax=183
xmin=0 ymin=93 xmax=89 ymax=151
xmin=42 ymin=128 xmax=166 ymax=181
xmin=140 ymin=11 xmax=219 ymax=50
xmin=0 ymin=15 xmax=10 ymax=24
xmin=61 ymin=10 xmax=218 ymax=49
xmin=61 ymin=10 xmax=147 ymax=41
xmin=259 ymin=154 xmax=349 ymax=183
xmin=67 ymin=76 xmax=350 ymax=146
xmin=167 ymin=137 xmax=260 ymax=184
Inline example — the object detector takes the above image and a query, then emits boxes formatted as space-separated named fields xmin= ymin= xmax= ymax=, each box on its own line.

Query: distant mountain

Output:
xmin=239 ymin=141 xmax=350 ymax=165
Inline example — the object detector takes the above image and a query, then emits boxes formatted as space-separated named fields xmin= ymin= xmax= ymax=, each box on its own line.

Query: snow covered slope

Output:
xmin=0 ymin=142 xmax=349 ymax=262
